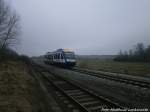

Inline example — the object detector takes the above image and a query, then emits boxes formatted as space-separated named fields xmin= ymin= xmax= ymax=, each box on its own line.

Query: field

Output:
xmin=0 ymin=61 xmax=51 ymax=112
xmin=76 ymin=58 xmax=150 ymax=77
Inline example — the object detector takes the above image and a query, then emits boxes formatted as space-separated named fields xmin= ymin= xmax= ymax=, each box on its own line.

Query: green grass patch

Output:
xmin=76 ymin=58 xmax=150 ymax=77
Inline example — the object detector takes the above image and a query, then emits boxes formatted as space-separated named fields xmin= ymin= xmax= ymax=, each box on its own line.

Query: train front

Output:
xmin=63 ymin=49 xmax=76 ymax=67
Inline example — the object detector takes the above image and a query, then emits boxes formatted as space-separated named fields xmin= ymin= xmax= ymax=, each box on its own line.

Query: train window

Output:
xmin=59 ymin=53 xmax=61 ymax=59
xmin=57 ymin=54 xmax=59 ymax=59
xmin=61 ymin=54 xmax=63 ymax=59
xmin=65 ymin=52 xmax=75 ymax=59
xmin=50 ymin=56 xmax=52 ymax=60
xmin=57 ymin=54 xmax=58 ymax=59
xmin=58 ymin=53 xmax=61 ymax=59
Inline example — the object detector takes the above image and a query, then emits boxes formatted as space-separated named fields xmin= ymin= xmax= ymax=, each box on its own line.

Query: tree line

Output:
xmin=0 ymin=0 xmax=20 ymax=61
xmin=114 ymin=43 xmax=150 ymax=62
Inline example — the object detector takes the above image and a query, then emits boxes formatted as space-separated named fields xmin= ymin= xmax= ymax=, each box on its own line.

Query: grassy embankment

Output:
xmin=76 ymin=58 xmax=150 ymax=77
xmin=0 ymin=60 xmax=51 ymax=112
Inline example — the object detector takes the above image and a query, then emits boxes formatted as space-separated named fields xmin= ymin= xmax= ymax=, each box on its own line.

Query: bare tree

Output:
xmin=1 ymin=13 xmax=20 ymax=49
xmin=0 ymin=0 xmax=20 ymax=50
xmin=114 ymin=43 xmax=150 ymax=62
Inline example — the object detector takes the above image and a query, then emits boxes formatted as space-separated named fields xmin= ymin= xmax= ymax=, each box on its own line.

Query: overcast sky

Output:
xmin=10 ymin=0 xmax=150 ymax=56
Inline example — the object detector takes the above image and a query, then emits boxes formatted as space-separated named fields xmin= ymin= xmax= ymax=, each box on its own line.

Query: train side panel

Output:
xmin=44 ymin=49 xmax=76 ymax=67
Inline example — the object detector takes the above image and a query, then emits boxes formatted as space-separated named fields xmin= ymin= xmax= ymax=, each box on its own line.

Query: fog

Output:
xmin=11 ymin=0 xmax=150 ymax=56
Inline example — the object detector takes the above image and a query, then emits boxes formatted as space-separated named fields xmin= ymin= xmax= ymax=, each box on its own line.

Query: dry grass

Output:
xmin=0 ymin=61 xmax=51 ymax=112
xmin=77 ymin=58 xmax=150 ymax=77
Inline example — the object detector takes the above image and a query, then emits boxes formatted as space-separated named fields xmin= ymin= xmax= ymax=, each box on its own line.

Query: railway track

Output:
xmin=35 ymin=66 xmax=125 ymax=112
xmin=72 ymin=67 xmax=150 ymax=89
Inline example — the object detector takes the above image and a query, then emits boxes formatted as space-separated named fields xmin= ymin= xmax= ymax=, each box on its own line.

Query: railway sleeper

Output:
xmin=56 ymin=92 xmax=81 ymax=112
xmin=73 ymin=94 xmax=90 ymax=99
xmin=81 ymin=101 xmax=100 ymax=107
xmin=78 ymin=98 xmax=96 ymax=103
xmin=67 ymin=91 xmax=85 ymax=96
xmin=66 ymin=90 xmax=81 ymax=93
xmin=89 ymin=106 xmax=106 ymax=112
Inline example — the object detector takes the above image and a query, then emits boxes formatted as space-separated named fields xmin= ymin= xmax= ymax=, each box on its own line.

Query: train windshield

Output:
xmin=65 ymin=52 xmax=75 ymax=59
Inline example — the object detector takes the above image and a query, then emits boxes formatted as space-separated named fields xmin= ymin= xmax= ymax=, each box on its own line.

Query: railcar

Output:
xmin=44 ymin=49 xmax=76 ymax=67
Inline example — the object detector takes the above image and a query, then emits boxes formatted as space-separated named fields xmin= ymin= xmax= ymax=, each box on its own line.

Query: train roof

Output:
xmin=56 ymin=48 xmax=74 ymax=52
xmin=45 ymin=49 xmax=74 ymax=55
xmin=45 ymin=52 xmax=54 ymax=55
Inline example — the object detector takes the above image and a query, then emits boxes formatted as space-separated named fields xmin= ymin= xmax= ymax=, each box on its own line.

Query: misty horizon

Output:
xmin=10 ymin=0 xmax=150 ymax=56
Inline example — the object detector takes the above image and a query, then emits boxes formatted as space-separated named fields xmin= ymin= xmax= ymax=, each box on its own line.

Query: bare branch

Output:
xmin=0 ymin=0 xmax=20 ymax=49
